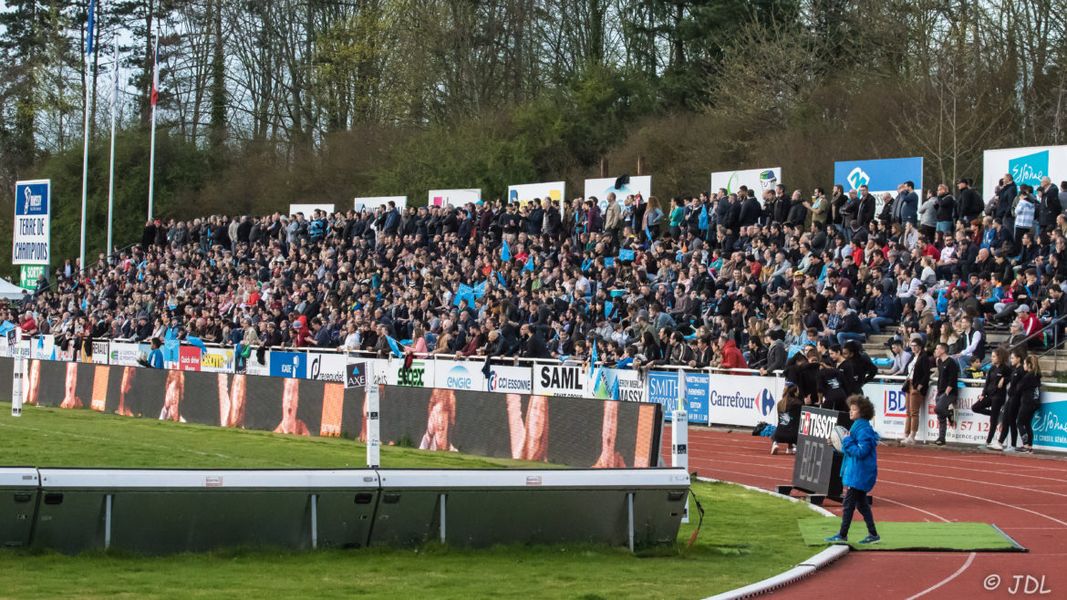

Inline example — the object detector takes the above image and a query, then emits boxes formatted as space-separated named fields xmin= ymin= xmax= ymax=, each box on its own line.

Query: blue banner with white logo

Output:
xmin=270 ymin=351 xmax=307 ymax=378
xmin=833 ymin=156 xmax=923 ymax=194
xmin=647 ymin=371 xmax=711 ymax=423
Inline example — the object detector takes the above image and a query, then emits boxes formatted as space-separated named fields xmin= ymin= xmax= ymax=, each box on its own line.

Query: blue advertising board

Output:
xmin=647 ymin=371 xmax=710 ymax=424
xmin=833 ymin=156 xmax=923 ymax=194
xmin=1034 ymin=399 xmax=1067 ymax=450
xmin=270 ymin=351 xmax=307 ymax=379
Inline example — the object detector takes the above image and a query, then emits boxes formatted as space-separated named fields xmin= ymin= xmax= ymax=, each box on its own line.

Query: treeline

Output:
xmin=0 ymin=0 xmax=1065 ymax=273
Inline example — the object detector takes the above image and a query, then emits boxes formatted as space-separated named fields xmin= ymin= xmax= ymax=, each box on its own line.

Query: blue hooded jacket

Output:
xmin=840 ymin=418 xmax=879 ymax=492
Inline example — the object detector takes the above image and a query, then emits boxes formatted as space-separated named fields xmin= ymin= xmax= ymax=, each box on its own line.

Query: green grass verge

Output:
xmin=0 ymin=403 xmax=823 ymax=599
xmin=799 ymin=518 xmax=1025 ymax=551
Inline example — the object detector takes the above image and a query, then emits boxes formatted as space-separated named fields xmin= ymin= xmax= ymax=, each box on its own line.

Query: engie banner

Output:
xmin=508 ymin=181 xmax=565 ymax=207
xmin=12 ymin=179 xmax=51 ymax=266
xmin=833 ymin=157 xmax=923 ymax=195
xmin=354 ymin=196 xmax=406 ymax=211
xmin=583 ymin=176 xmax=652 ymax=212
xmin=287 ymin=203 xmax=335 ymax=216
xmin=982 ymin=145 xmax=1067 ymax=199
xmin=433 ymin=359 xmax=486 ymax=392
xmin=429 ymin=189 xmax=480 ymax=207
xmin=710 ymin=168 xmax=780 ymax=197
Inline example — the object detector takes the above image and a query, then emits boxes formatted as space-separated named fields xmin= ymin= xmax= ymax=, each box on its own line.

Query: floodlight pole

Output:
xmin=672 ymin=368 xmax=689 ymax=523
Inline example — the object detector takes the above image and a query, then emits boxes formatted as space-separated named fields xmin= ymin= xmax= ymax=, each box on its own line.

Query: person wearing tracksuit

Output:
xmin=826 ymin=394 xmax=880 ymax=545
xmin=1013 ymin=355 xmax=1042 ymax=453
xmin=972 ymin=347 xmax=1011 ymax=447
xmin=933 ymin=343 xmax=960 ymax=445
xmin=992 ymin=350 xmax=1026 ymax=451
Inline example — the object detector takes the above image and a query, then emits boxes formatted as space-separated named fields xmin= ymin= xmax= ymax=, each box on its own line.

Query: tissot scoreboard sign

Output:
xmin=12 ymin=179 xmax=51 ymax=265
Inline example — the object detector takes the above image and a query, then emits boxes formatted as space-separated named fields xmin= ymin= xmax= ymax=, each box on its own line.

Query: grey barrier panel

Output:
xmin=0 ymin=468 xmax=39 ymax=548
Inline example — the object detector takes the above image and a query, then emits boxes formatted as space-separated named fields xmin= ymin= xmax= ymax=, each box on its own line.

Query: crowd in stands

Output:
xmin=13 ymin=173 xmax=1067 ymax=393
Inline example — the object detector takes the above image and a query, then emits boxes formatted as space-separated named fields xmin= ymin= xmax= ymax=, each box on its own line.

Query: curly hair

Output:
xmin=847 ymin=394 xmax=875 ymax=421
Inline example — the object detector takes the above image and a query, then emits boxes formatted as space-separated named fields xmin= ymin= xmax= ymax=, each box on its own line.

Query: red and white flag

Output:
xmin=150 ymin=43 xmax=159 ymax=107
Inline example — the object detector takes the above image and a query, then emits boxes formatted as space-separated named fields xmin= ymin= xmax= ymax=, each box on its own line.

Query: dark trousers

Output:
xmin=839 ymin=487 xmax=877 ymax=538
xmin=997 ymin=399 xmax=1020 ymax=447
xmin=1018 ymin=401 xmax=1040 ymax=447
xmin=972 ymin=395 xmax=1005 ymax=444
xmin=935 ymin=392 xmax=957 ymax=441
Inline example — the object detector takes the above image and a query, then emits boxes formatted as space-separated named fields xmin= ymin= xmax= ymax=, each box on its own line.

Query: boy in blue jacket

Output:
xmin=826 ymin=394 xmax=881 ymax=544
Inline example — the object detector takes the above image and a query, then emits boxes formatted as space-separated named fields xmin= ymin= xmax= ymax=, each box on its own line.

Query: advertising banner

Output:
xmin=433 ymin=359 xmax=486 ymax=392
xmin=179 ymin=346 xmax=202 ymax=371
xmin=91 ymin=341 xmax=110 ymax=364
xmin=507 ymin=181 xmax=565 ymax=207
xmin=646 ymin=371 xmax=709 ymax=423
xmin=866 ymin=382 xmax=914 ymax=440
xmin=269 ymin=351 xmax=307 ymax=379
xmin=982 ymin=145 xmax=1067 ymax=200
xmin=1033 ymin=393 xmax=1067 ymax=451
xmin=588 ymin=368 xmax=644 ymax=402
xmin=246 ymin=351 xmax=270 ymax=376
xmin=922 ymin=386 xmax=991 ymax=445
xmin=199 ymin=347 xmax=235 ymax=374
xmin=533 ymin=364 xmax=586 ymax=397
xmin=583 ymin=176 xmax=652 ymax=212
xmin=485 ymin=364 xmax=532 ymax=394
xmin=287 ymin=203 xmax=335 ymax=216
xmin=384 ymin=357 xmax=433 ymax=388
xmin=833 ymin=157 xmax=923 ymax=196
xmin=19 ymin=265 xmax=45 ymax=290
xmin=12 ymin=179 xmax=51 ymax=266
xmin=428 ymin=189 xmax=480 ymax=208
xmin=706 ymin=374 xmax=780 ymax=427
xmin=307 ymin=351 xmax=347 ymax=382
xmin=353 ymin=196 xmax=406 ymax=211
xmin=31 ymin=335 xmax=56 ymax=360
xmin=710 ymin=168 xmax=780 ymax=197
xmin=108 ymin=341 xmax=143 ymax=367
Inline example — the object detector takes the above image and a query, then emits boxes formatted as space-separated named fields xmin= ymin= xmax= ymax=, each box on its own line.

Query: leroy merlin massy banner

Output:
xmin=710 ymin=168 xmax=781 ymax=197
xmin=12 ymin=179 xmax=51 ymax=266
xmin=982 ymin=145 xmax=1067 ymax=199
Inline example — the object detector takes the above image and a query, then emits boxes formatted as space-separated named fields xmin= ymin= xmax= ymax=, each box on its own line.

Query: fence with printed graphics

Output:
xmin=3 ymin=335 xmax=1067 ymax=455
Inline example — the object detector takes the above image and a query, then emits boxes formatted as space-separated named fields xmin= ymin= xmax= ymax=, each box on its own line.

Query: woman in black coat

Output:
xmin=901 ymin=335 xmax=932 ymax=445
xmin=991 ymin=350 xmax=1026 ymax=451
xmin=771 ymin=384 xmax=804 ymax=455
xmin=972 ymin=347 xmax=1011 ymax=446
xmin=1014 ymin=355 xmax=1043 ymax=453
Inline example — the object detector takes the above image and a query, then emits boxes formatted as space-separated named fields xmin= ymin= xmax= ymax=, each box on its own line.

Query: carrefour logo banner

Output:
xmin=706 ymin=374 xmax=781 ymax=427
xmin=433 ymin=359 xmax=486 ymax=391
xmin=12 ymin=179 xmax=51 ymax=265
xmin=833 ymin=157 xmax=923 ymax=195
xmin=982 ymin=145 xmax=1067 ymax=199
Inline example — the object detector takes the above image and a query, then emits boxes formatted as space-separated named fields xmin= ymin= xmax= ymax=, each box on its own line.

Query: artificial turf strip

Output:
xmin=798 ymin=518 xmax=1027 ymax=552
xmin=0 ymin=403 xmax=825 ymax=599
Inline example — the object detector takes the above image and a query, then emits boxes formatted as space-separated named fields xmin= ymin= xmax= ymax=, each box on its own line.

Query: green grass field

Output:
xmin=0 ymin=404 xmax=821 ymax=599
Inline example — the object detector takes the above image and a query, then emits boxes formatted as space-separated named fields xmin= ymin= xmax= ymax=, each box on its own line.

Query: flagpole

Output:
xmin=79 ymin=0 xmax=96 ymax=275
xmin=147 ymin=76 xmax=157 ymax=220
xmin=106 ymin=43 xmax=118 ymax=258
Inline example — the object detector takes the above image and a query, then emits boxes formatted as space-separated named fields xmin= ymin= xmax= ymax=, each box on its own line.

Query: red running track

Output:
xmin=662 ymin=426 xmax=1067 ymax=599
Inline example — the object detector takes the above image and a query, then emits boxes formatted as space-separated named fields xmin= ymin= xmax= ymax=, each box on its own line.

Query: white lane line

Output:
xmin=904 ymin=552 xmax=976 ymax=600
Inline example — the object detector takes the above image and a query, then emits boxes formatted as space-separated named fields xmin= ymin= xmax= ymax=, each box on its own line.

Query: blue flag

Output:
xmin=581 ymin=258 xmax=592 ymax=272
xmin=500 ymin=239 xmax=511 ymax=262
xmin=618 ymin=249 xmax=635 ymax=262
xmin=0 ymin=321 xmax=14 ymax=337
xmin=698 ymin=205 xmax=709 ymax=231
xmin=588 ymin=339 xmax=598 ymax=382
xmin=453 ymin=283 xmax=474 ymax=307
xmin=473 ymin=280 xmax=488 ymax=299
xmin=524 ymin=255 xmax=535 ymax=272
xmin=86 ymin=0 xmax=96 ymax=55
xmin=604 ymin=301 xmax=614 ymax=318
xmin=496 ymin=271 xmax=507 ymax=288
xmin=386 ymin=336 xmax=404 ymax=358
xmin=604 ymin=257 xmax=615 ymax=268
xmin=186 ymin=335 xmax=208 ymax=352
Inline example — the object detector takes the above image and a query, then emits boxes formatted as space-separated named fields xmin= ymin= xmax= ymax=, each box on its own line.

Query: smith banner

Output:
xmin=12 ymin=179 xmax=51 ymax=265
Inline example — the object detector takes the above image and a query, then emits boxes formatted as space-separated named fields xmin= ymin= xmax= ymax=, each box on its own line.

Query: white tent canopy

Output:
xmin=0 ymin=278 xmax=30 ymax=300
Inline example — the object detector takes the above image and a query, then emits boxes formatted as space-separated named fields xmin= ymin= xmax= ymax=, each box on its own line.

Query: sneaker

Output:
xmin=771 ymin=443 xmax=779 ymax=455
xmin=1003 ymin=446 xmax=1017 ymax=453
xmin=934 ymin=439 xmax=946 ymax=446
xmin=1019 ymin=446 xmax=1033 ymax=453
xmin=989 ymin=440 xmax=1003 ymax=450
xmin=900 ymin=436 xmax=912 ymax=446
xmin=859 ymin=534 xmax=881 ymax=545
xmin=824 ymin=534 xmax=848 ymax=544
xmin=789 ymin=446 xmax=797 ymax=455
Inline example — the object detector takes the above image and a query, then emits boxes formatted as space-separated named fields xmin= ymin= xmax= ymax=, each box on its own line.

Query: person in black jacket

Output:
xmin=933 ymin=342 xmax=960 ymax=445
xmin=771 ymin=384 xmax=803 ymax=455
xmin=817 ymin=352 xmax=849 ymax=413
xmin=972 ymin=347 xmax=1012 ymax=446
xmin=1014 ymin=355 xmax=1042 ymax=453
xmin=901 ymin=334 xmax=932 ymax=444
xmin=956 ymin=179 xmax=984 ymax=224
xmin=992 ymin=349 xmax=1026 ymax=450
